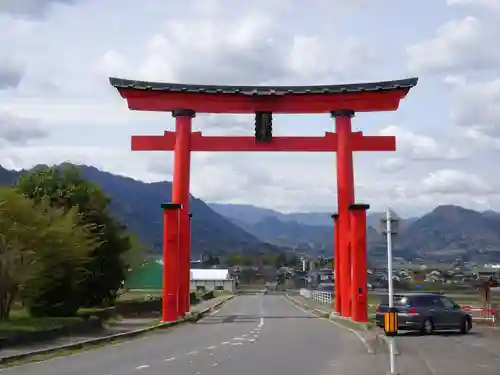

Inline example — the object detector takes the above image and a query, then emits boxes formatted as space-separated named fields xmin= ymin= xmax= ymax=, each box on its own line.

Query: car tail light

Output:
xmin=408 ymin=306 xmax=418 ymax=314
xmin=376 ymin=306 xmax=381 ymax=313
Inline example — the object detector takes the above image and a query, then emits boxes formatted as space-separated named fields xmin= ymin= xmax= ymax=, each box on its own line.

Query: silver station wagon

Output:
xmin=375 ymin=292 xmax=472 ymax=334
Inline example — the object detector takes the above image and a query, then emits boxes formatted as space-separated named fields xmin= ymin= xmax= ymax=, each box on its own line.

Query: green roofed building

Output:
xmin=125 ymin=260 xmax=163 ymax=290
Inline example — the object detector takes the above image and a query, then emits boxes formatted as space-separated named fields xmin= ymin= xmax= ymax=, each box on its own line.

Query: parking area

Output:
xmin=392 ymin=325 xmax=500 ymax=375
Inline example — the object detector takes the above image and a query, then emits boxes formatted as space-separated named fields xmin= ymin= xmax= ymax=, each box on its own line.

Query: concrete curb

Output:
xmin=0 ymin=295 xmax=234 ymax=366
xmin=376 ymin=333 xmax=400 ymax=356
xmin=328 ymin=312 xmax=373 ymax=331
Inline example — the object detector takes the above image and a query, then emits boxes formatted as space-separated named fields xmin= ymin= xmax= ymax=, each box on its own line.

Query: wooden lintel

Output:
xmin=131 ymin=131 xmax=395 ymax=152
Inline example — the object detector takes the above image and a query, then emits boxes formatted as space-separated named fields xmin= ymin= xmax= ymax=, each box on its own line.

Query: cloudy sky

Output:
xmin=1 ymin=0 xmax=499 ymax=217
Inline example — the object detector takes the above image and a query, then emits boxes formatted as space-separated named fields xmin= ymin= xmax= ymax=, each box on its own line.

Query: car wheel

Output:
xmin=460 ymin=317 xmax=471 ymax=334
xmin=421 ymin=318 xmax=434 ymax=335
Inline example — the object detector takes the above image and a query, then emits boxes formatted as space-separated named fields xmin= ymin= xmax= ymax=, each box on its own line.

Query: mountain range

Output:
xmin=210 ymin=203 xmax=500 ymax=263
xmin=2 ymin=163 xmax=500 ymax=263
xmin=0 ymin=164 xmax=279 ymax=256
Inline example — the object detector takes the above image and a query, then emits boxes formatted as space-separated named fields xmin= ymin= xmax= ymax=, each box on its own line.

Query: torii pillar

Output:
xmin=171 ymin=109 xmax=195 ymax=316
xmin=333 ymin=110 xmax=356 ymax=317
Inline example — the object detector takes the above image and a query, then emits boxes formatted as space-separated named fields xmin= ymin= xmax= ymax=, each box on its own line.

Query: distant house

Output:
xmin=425 ymin=269 xmax=443 ymax=283
xmin=191 ymin=269 xmax=230 ymax=281
xmin=124 ymin=260 xmax=235 ymax=292
xmin=190 ymin=268 xmax=235 ymax=292
xmin=475 ymin=267 xmax=500 ymax=280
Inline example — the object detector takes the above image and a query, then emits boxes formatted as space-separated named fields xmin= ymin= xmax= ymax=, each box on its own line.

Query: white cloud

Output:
xmin=2 ymin=0 xmax=500 ymax=217
xmin=0 ymin=57 xmax=25 ymax=89
xmin=418 ymin=169 xmax=495 ymax=196
xmin=406 ymin=17 xmax=500 ymax=74
xmin=446 ymin=0 xmax=500 ymax=11
xmin=0 ymin=111 xmax=48 ymax=144
xmin=0 ymin=0 xmax=78 ymax=18
xmin=450 ymin=78 xmax=500 ymax=136
xmin=377 ymin=157 xmax=405 ymax=173
xmin=0 ymin=145 xmax=171 ymax=182
xmin=379 ymin=125 xmax=466 ymax=161
xmin=100 ymin=4 xmax=376 ymax=86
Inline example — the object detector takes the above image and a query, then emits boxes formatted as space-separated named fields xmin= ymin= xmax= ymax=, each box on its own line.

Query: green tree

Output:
xmin=125 ymin=235 xmax=147 ymax=270
xmin=17 ymin=165 xmax=132 ymax=307
xmin=0 ymin=188 xmax=43 ymax=321
xmin=286 ymin=254 xmax=300 ymax=268
xmin=226 ymin=253 xmax=244 ymax=266
xmin=0 ymin=188 xmax=94 ymax=319
xmin=242 ymin=255 xmax=254 ymax=266
xmin=262 ymin=253 xmax=278 ymax=266
xmin=22 ymin=206 xmax=97 ymax=317
xmin=274 ymin=253 xmax=287 ymax=269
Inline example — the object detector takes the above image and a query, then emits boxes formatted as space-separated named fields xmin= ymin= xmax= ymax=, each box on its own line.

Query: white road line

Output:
xmin=233 ymin=337 xmax=245 ymax=340
xmin=135 ymin=364 xmax=150 ymax=370
xmin=231 ymin=342 xmax=243 ymax=346
xmin=164 ymin=357 xmax=176 ymax=362
xmin=206 ymin=345 xmax=217 ymax=350
xmin=197 ymin=296 xmax=236 ymax=323
xmin=187 ymin=350 xmax=198 ymax=355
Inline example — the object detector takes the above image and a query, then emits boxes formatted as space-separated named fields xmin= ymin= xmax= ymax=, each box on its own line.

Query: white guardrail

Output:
xmin=300 ymin=288 xmax=332 ymax=305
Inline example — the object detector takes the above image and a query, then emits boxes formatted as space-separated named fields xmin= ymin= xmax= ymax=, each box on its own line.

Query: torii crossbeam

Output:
xmin=131 ymin=131 xmax=395 ymax=152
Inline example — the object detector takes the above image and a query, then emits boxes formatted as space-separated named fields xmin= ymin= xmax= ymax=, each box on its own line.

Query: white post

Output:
xmin=386 ymin=207 xmax=394 ymax=309
xmin=386 ymin=207 xmax=397 ymax=375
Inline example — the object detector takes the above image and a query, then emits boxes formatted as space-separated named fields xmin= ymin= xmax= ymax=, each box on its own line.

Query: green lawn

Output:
xmin=0 ymin=309 xmax=82 ymax=337
xmin=117 ymin=289 xmax=163 ymax=301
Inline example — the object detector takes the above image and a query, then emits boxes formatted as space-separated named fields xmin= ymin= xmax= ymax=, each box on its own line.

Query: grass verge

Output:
xmin=0 ymin=309 xmax=82 ymax=337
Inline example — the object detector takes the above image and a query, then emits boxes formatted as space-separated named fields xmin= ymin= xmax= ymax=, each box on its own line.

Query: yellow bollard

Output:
xmin=384 ymin=307 xmax=398 ymax=336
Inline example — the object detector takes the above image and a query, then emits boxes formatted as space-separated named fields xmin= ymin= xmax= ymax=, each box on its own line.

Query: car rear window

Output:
xmin=380 ymin=295 xmax=412 ymax=306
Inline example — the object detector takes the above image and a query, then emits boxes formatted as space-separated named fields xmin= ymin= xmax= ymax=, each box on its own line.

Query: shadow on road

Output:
xmin=197 ymin=314 xmax=319 ymax=324
xmin=398 ymin=330 xmax=482 ymax=338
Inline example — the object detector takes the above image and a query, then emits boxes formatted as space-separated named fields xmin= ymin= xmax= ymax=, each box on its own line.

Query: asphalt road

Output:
xmin=1 ymin=294 xmax=389 ymax=375
xmin=395 ymin=326 xmax=500 ymax=375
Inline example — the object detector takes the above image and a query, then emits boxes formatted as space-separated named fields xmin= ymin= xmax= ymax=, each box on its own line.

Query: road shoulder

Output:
xmin=0 ymin=295 xmax=234 ymax=368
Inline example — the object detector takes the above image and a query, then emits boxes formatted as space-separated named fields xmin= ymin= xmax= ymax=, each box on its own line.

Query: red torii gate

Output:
xmin=110 ymin=77 xmax=418 ymax=323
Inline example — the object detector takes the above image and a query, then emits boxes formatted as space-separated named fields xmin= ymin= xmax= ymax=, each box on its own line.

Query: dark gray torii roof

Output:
xmin=109 ymin=77 xmax=418 ymax=96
